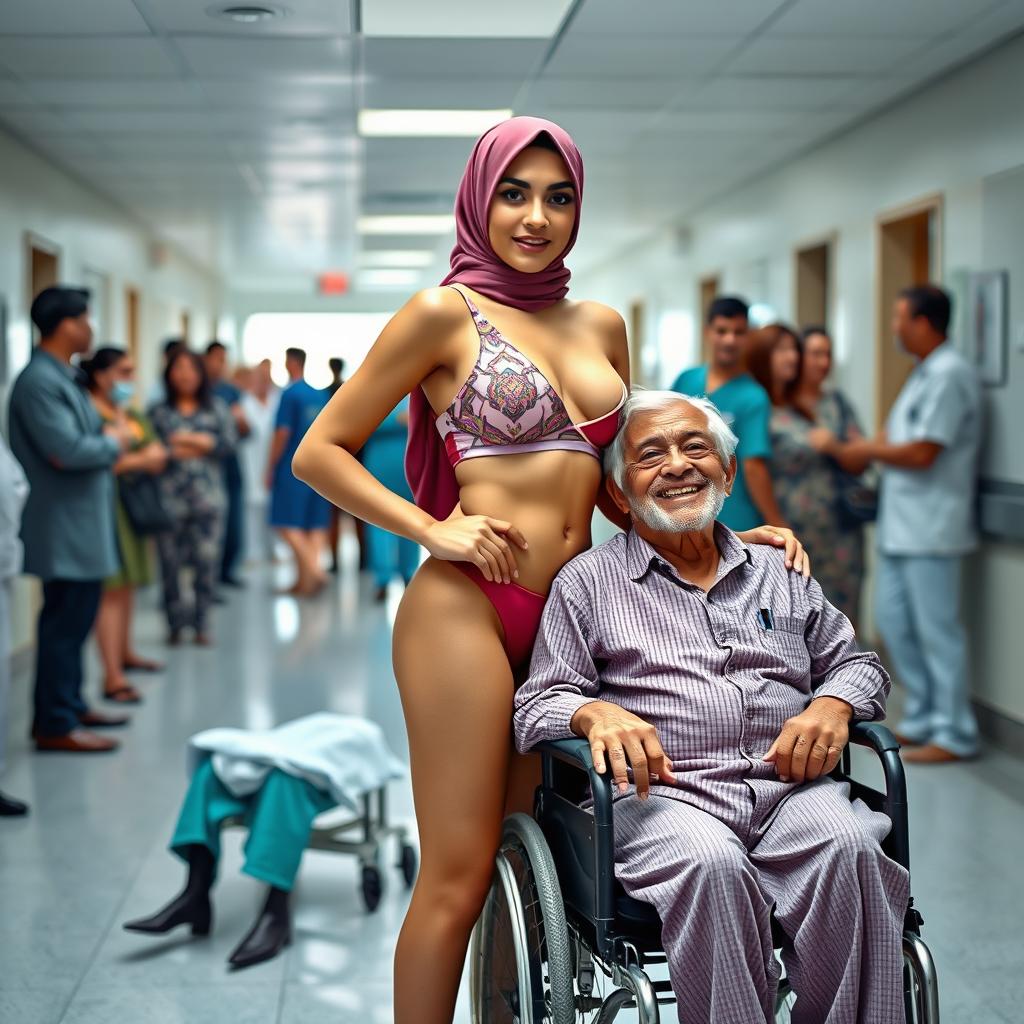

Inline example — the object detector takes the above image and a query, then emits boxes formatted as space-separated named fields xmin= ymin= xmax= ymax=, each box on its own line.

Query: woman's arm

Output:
xmin=294 ymin=289 xmax=528 ymax=583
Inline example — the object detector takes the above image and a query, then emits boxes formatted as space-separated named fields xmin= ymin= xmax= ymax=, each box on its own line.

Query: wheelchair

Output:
xmin=470 ymin=722 xmax=939 ymax=1023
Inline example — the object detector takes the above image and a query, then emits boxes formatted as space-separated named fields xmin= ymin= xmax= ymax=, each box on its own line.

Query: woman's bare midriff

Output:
xmin=448 ymin=448 xmax=605 ymax=594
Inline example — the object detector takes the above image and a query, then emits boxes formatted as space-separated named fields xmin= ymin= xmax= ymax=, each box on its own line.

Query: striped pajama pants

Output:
xmin=613 ymin=777 xmax=910 ymax=1024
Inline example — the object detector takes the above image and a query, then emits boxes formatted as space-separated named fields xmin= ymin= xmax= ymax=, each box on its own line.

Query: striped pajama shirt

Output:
xmin=513 ymin=525 xmax=909 ymax=1024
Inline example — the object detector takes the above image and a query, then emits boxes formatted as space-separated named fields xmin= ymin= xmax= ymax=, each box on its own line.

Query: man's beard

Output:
xmin=628 ymin=472 xmax=727 ymax=534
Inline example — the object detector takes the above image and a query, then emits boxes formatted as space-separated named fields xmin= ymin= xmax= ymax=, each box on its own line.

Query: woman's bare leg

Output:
xmin=95 ymin=587 xmax=131 ymax=695
xmin=392 ymin=559 xmax=514 ymax=1024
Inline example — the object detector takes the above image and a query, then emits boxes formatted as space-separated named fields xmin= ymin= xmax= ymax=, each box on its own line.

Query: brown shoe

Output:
xmin=79 ymin=709 xmax=130 ymax=729
xmin=901 ymin=743 xmax=973 ymax=765
xmin=36 ymin=729 xmax=119 ymax=753
xmin=892 ymin=731 xmax=925 ymax=747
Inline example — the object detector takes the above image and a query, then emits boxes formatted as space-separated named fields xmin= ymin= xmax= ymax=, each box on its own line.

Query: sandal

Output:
xmin=103 ymin=686 xmax=143 ymax=705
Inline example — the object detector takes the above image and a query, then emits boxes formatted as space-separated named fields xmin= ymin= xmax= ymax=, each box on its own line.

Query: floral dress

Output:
xmin=767 ymin=390 xmax=866 ymax=623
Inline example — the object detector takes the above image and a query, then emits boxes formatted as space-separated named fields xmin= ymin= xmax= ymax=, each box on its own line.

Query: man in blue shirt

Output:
xmin=670 ymin=296 xmax=785 ymax=531
xmin=267 ymin=348 xmax=331 ymax=596
xmin=205 ymin=341 xmax=250 ymax=588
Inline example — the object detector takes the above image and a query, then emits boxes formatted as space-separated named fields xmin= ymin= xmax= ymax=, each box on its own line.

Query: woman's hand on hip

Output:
xmin=737 ymin=525 xmax=810 ymax=577
xmin=421 ymin=512 xmax=528 ymax=584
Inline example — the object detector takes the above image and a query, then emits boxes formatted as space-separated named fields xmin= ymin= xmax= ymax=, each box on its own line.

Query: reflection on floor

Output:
xmin=0 ymin=556 xmax=1022 ymax=1023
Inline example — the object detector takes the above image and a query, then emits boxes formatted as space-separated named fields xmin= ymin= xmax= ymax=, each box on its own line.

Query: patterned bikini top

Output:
xmin=436 ymin=287 xmax=627 ymax=468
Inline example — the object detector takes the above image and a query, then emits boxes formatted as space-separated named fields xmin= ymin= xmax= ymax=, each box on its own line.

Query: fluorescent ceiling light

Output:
xmin=363 ymin=0 xmax=573 ymax=38
xmin=357 ymin=215 xmax=455 ymax=235
xmin=359 ymin=250 xmax=436 ymax=267
xmin=359 ymin=269 xmax=421 ymax=287
xmin=359 ymin=109 xmax=512 ymax=137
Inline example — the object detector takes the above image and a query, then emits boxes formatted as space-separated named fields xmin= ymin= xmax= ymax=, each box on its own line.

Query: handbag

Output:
xmin=830 ymin=392 xmax=878 ymax=530
xmin=118 ymin=473 xmax=173 ymax=535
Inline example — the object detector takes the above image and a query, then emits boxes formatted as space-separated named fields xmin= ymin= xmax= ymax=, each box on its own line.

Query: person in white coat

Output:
xmin=0 ymin=431 xmax=30 ymax=815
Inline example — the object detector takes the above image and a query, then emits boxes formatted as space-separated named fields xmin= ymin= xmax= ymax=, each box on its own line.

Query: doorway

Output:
xmin=876 ymin=197 xmax=941 ymax=426
xmin=698 ymin=274 xmax=720 ymax=362
xmin=125 ymin=287 xmax=140 ymax=363
xmin=628 ymin=299 xmax=645 ymax=386
xmin=794 ymin=239 xmax=831 ymax=330
xmin=27 ymin=234 xmax=60 ymax=340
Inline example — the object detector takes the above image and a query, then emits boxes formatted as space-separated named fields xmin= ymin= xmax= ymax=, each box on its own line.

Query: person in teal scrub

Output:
xmin=670 ymin=295 xmax=786 ymax=531
xmin=361 ymin=397 xmax=421 ymax=601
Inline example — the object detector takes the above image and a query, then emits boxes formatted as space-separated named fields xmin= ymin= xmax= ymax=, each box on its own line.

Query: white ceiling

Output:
xmin=1 ymin=0 xmax=1023 ymax=297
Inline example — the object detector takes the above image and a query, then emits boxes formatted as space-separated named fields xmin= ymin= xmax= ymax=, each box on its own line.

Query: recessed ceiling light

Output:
xmin=357 ymin=215 xmax=455 ymax=235
xmin=359 ymin=250 xmax=435 ymax=268
xmin=207 ymin=4 xmax=285 ymax=24
xmin=358 ymin=109 xmax=513 ymax=137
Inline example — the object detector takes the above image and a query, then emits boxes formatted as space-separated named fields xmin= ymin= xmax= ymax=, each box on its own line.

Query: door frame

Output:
xmin=874 ymin=193 xmax=943 ymax=428
xmin=792 ymin=229 xmax=837 ymax=331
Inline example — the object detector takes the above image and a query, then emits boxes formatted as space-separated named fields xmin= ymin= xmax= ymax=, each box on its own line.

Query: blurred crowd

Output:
xmin=0 ymin=286 xmax=418 ymax=815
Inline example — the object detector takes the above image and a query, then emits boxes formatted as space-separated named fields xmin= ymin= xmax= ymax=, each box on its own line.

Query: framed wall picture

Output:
xmin=969 ymin=270 xmax=1008 ymax=386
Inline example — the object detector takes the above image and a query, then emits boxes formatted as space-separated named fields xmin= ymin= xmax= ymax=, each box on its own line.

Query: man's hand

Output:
xmin=570 ymin=700 xmax=675 ymax=800
xmin=763 ymin=696 xmax=853 ymax=784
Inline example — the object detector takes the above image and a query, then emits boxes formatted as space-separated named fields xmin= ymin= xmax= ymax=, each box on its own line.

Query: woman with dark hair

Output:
xmin=748 ymin=324 xmax=866 ymax=624
xmin=290 ymin=117 xmax=807 ymax=1021
xmin=82 ymin=347 xmax=167 ymax=702
xmin=149 ymin=349 xmax=237 ymax=645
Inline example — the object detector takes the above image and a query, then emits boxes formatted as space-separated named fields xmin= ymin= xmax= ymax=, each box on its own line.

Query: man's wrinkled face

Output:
xmin=616 ymin=402 xmax=735 ymax=534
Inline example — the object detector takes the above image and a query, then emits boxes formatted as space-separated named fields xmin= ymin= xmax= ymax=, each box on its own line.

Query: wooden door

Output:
xmin=876 ymin=199 xmax=941 ymax=427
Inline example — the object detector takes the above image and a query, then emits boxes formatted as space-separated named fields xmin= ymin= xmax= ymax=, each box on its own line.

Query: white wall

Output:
xmin=0 ymin=125 xmax=223 ymax=652
xmin=575 ymin=33 xmax=1024 ymax=727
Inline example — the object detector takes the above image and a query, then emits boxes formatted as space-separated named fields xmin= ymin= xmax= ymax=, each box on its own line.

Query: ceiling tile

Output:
xmin=363 ymin=38 xmax=546 ymax=78
xmin=545 ymin=34 xmax=739 ymax=78
xmin=198 ymin=78 xmax=354 ymax=112
xmin=679 ymin=74 xmax=871 ymax=112
xmin=0 ymin=79 xmax=37 ymax=106
xmin=136 ymin=0 xmax=354 ymax=37
xmin=362 ymin=76 xmax=521 ymax=109
xmin=525 ymin=77 xmax=683 ymax=110
xmin=725 ymin=35 xmax=926 ymax=76
xmin=363 ymin=0 xmax=572 ymax=38
xmin=570 ymin=0 xmax=790 ymax=36
xmin=23 ymin=78 xmax=206 ymax=108
xmin=0 ymin=0 xmax=150 ymax=35
xmin=174 ymin=36 xmax=354 ymax=78
xmin=0 ymin=37 xmax=179 ymax=78
xmin=768 ymin=0 xmax=1003 ymax=37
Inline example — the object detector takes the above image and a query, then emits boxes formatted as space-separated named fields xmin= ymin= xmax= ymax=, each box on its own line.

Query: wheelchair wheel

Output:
xmin=472 ymin=813 xmax=575 ymax=1023
xmin=399 ymin=842 xmax=418 ymax=888
xmin=361 ymin=863 xmax=382 ymax=912
xmin=903 ymin=932 xmax=940 ymax=1023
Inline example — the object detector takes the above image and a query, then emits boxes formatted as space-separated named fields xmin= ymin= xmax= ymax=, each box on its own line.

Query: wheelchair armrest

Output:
xmin=849 ymin=721 xmax=901 ymax=754
xmin=536 ymin=736 xmax=594 ymax=772
xmin=842 ymin=721 xmax=911 ymax=872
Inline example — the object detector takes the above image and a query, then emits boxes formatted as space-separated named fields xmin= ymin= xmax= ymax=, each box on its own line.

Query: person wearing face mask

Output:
xmin=81 ymin=348 xmax=168 ymax=703
xmin=746 ymin=324 xmax=867 ymax=626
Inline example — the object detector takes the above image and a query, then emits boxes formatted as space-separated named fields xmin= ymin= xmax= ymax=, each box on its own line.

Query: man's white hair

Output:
xmin=605 ymin=389 xmax=738 ymax=488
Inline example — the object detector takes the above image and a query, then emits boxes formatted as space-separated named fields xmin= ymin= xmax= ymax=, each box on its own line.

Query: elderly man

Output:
xmin=514 ymin=392 xmax=909 ymax=1024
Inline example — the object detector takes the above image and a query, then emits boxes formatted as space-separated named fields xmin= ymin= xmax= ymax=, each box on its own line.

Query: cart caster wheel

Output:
xmin=361 ymin=864 xmax=383 ymax=912
xmin=399 ymin=843 xmax=418 ymax=888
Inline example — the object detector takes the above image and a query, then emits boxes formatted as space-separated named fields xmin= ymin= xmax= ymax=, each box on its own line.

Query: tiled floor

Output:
xmin=1 ymin=552 xmax=1021 ymax=1023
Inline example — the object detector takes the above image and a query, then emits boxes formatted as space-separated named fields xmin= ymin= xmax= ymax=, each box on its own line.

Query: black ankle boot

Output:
xmin=123 ymin=844 xmax=215 ymax=937
xmin=227 ymin=886 xmax=292 ymax=970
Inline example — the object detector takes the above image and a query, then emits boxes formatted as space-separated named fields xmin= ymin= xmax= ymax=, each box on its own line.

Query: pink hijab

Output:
xmin=405 ymin=117 xmax=585 ymax=521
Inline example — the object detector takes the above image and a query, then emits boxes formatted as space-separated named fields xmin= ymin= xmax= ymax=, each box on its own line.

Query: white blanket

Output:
xmin=188 ymin=713 xmax=406 ymax=811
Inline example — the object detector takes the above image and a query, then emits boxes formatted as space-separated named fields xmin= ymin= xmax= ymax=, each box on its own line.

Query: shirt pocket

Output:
xmin=757 ymin=615 xmax=811 ymax=677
